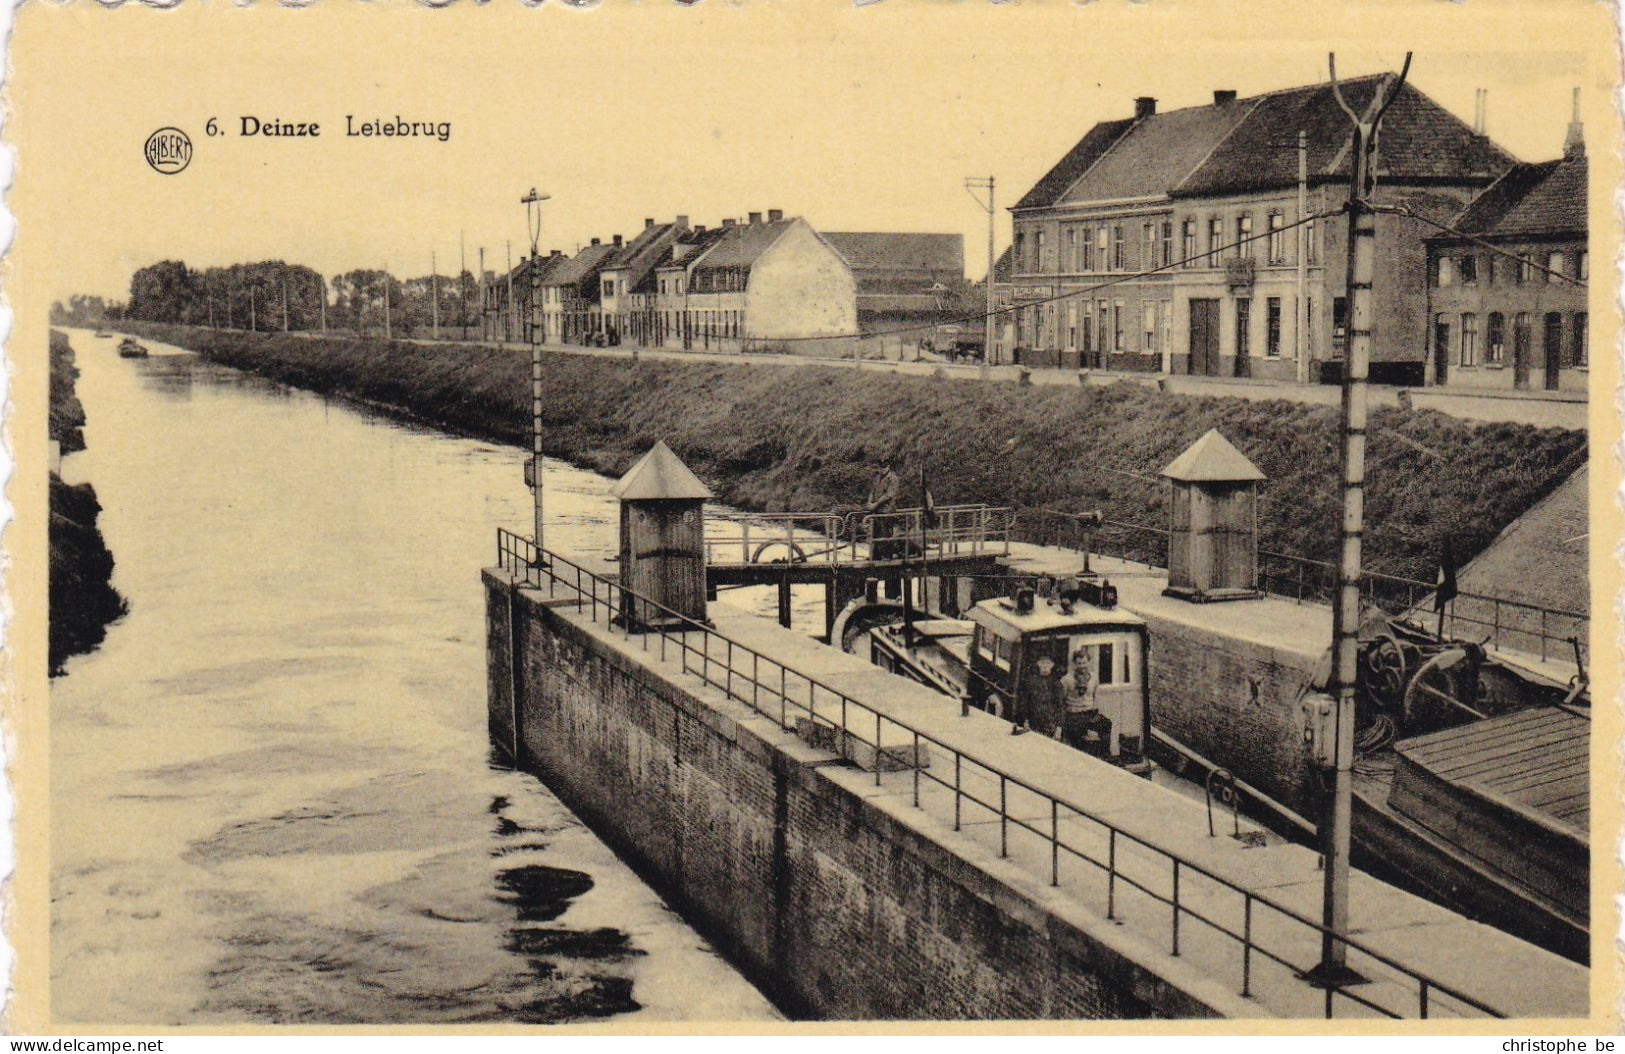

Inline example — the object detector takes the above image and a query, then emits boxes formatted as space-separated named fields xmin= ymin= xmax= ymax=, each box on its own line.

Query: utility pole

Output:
xmin=319 ymin=275 xmax=327 ymax=334
xmin=506 ymin=241 xmax=515 ymax=345
xmin=460 ymin=231 xmax=468 ymax=341
xmin=965 ymin=176 xmax=997 ymax=379
xmin=1312 ymin=51 xmax=1410 ymax=989
xmin=431 ymin=250 xmax=439 ymax=335
xmin=383 ymin=265 xmax=392 ymax=340
xmin=1296 ymin=129 xmax=1309 ymax=384
xmin=523 ymin=188 xmax=552 ymax=558
xmin=479 ymin=247 xmax=487 ymax=343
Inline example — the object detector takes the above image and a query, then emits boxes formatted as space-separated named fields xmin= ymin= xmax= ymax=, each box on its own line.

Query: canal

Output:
xmin=50 ymin=330 xmax=783 ymax=1024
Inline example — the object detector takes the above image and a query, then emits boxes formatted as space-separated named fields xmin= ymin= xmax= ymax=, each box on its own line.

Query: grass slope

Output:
xmin=123 ymin=323 xmax=1587 ymax=585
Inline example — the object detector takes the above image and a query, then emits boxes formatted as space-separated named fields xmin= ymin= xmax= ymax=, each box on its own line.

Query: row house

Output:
xmin=1002 ymin=75 xmax=1511 ymax=383
xmin=1425 ymin=109 xmax=1588 ymax=393
xmin=599 ymin=216 xmax=689 ymax=345
xmin=485 ymin=250 xmax=566 ymax=342
xmin=541 ymin=236 xmax=620 ymax=344
xmin=654 ymin=211 xmax=857 ymax=354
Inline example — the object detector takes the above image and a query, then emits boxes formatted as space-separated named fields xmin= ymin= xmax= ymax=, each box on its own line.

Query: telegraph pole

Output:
xmin=431 ymin=250 xmax=440 ymax=335
xmin=460 ymin=231 xmax=468 ymax=341
xmin=523 ymin=188 xmax=552 ymax=558
xmin=319 ymin=275 xmax=327 ymax=334
xmin=383 ymin=265 xmax=392 ymax=340
xmin=478 ymin=247 xmax=487 ymax=342
xmin=965 ymin=176 xmax=997 ymax=378
xmin=506 ymin=241 xmax=515 ymax=345
xmin=1313 ymin=51 xmax=1410 ymax=988
xmin=1296 ymin=129 xmax=1309 ymax=384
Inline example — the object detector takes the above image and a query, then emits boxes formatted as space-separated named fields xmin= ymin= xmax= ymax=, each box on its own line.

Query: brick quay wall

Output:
xmin=484 ymin=568 xmax=1240 ymax=1021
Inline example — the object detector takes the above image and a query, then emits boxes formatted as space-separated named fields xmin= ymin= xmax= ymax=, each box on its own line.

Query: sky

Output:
xmin=11 ymin=3 xmax=1600 ymax=302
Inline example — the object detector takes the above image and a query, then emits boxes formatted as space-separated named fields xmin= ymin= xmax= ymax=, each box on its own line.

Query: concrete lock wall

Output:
xmin=484 ymin=569 xmax=1230 ymax=1021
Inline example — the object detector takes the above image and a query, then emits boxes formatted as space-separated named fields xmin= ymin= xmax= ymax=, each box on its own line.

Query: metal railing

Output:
xmin=1013 ymin=509 xmax=1587 ymax=668
xmin=495 ymin=527 xmax=1505 ymax=1020
xmin=702 ymin=505 xmax=1014 ymax=567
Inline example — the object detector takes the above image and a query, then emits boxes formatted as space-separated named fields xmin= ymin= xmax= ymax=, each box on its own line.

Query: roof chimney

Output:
xmin=1135 ymin=96 xmax=1157 ymax=119
xmin=590 ymin=237 xmax=601 ymax=246
xmin=676 ymin=214 xmax=690 ymax=229
xmin=694 ymin=224 xmax=706 ymax=233
xmin=748 ymin=211 xmax=762 ymax=225
xmin=613 ymin=234 xmax=623 ymax=247
xmin=1473 ymin=88 xmax=1487 ymax=136
xmin=1213 ymin=89 xmax=1237 ymax=105
xmin=645 ymin=217 xmax=655 ymax=229
xmin=551 ymin=249 xmax=562 ymax=258
xmin=722 ymin=218 xmax=736 ymax=227
xmin=768 ymin=208 xmax=783 ymax=222
xmin=1564 ymin=87 xmax=1585 ymax=160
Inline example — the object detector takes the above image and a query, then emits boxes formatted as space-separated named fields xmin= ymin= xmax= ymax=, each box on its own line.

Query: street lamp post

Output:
xmin=965 ymin=176 xmax=997 ymax=379
xmin=523 ymin=187 xmax=552 ymax=561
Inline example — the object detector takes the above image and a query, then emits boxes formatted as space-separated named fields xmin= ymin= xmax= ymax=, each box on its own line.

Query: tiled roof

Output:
xmin=822 ymin=232 xmax=965 ymax=277
xmin=1061 ymin=100 xmax=1255 ymax=205
xmin=543 ymin=241 xmax=617 ymax=291
xmin=1448 ymin=156 xmax=1586 ymax=238
xmin=688 ymin=219 xmax=798 ymax=274
xmin=1014 ymin=119 xmax=1135 ymax=209
xmin=1019 ymin=74 xmax=1513 ymax=209
xmin=604 ymin=221 xmax=687 ymax=294
xmin=656 ymin=225 xmax=732 ymax=271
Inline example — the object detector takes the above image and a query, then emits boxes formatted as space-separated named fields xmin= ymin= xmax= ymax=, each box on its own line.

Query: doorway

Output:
xmin=1188 ymin=298 xmax=1220 ymax=376
xmin=1543 ymin=312 xmax=1562 ymax=390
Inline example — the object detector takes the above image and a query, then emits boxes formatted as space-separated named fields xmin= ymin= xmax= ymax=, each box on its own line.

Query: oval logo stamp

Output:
xmin=143 ymin=127 xmax=192 ymax=174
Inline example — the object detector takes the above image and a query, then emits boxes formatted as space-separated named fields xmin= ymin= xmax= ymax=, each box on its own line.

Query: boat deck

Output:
xmin=1396 ymin=707 xmax=1590 ymax=838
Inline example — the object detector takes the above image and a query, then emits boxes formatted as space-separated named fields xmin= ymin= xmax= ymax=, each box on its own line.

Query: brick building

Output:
xmin=542 ymin=236 xmax=619 ymax=344
xmin=822 ymin=232 xmax=966 ymax=337
xmin=1423 ymin=112 xmax=1587 ymax=392
xmin=600 ymin=216 xmax=689 ymax=346
xmin=1002 ymin=75 xmax=1511 ymax=382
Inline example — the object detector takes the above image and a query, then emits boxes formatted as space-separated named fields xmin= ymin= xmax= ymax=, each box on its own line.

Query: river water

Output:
xmin=50 ymin=330 xmax=785 ymax=1025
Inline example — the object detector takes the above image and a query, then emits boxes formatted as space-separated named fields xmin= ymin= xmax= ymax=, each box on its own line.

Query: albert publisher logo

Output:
xmin=144 ymin=127 xmax=192 ymax=175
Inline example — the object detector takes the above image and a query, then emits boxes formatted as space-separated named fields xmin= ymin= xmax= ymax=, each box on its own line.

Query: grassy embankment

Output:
xmin=121 ymin=322 xmax=1587 ymax=585
xmin=49 ymin=329 xmax=126 ymax=674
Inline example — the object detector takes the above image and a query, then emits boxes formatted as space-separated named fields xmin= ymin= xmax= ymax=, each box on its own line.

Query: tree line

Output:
xmin=74 ymin=259 xmax=493 ymax=337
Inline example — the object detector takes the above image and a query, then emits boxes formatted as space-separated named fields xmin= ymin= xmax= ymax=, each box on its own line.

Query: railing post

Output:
xmin=1050 ymin=799 xmax=1059 ymax=886
xmin=780 ymin=665 xmax=788 ymax=728
xmin=912 ymin=731 xmax=921 ymax=807
xmin=742 ymin=520 xmax=750 ymax=565
xmin=1419 ymin=980 xmax=1429 ymax=1020
xmin=954 ymin=753 xmax=962 ymax=831
xmin=999 ymin=775 xmax=1008 ymax=858
xmin=1107 ymin=829 xmax=1117 ymax=920
xmin=875 ymin=711 xmax=883 ymax=787
xmin=726 ymin=640 xmax=733 ymax=698
xmin=1242 ymin=894 xmax=1253 ymax=997
xmin=752 ymin=653 xmax=760 ymax=711
xmin=1171 ymin=860 xmax=1181 ymax=956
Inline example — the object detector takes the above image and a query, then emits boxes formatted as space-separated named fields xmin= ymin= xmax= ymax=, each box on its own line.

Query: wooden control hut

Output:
xmin=1160 ymin=429 xmax=1264 ymax=602
xmin=611 ymin=441 xmax=714 ymax=628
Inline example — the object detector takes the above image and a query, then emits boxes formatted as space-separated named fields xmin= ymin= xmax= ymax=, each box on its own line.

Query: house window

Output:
xmin=1207 ymin=217 xmax=1223 ymax=263
xmin=1517 ymin=256 xmax=1532 ymax=284
xmin=1305 ymin=297 xmax=1316 ymax=355
xmin=1459 ymin=256 xmax=1478 ymax=285
xmin=1067 ymin=302 xmax=1078 ymax=349
xmin=1265 ymin=297 xmax=1282 ymax=357
xmin=1436 ymin=257 xmax=1454 ymax=287
xmin=1143 ymin=301 xmax=1157 ymax=353
xmin=1082 ymin=311 xmax=1094 ymax=355
xmin=1113 ymin=299 xmax=1125 ymax=352
xmin=1015 ymin=233 xmax=1027 ymax=273
xmin=1097 ymin=300 xmax=1109 ymax=360
xmin=1035 ymin=230 xmax=1047 ymax=272
xmin=1112 ymin=226 xmax=1125 ymax=270
xmin=1487 ymin=312 xmax=1505 ymax=364
xmin=1160 ymin=221 xmax=1174 ymax=267
xmin=1161 ymin=300 xmax=1173 ymax=363
xmin=1267 ymin=213 xmax=1285 ymax=263
xmin=1546 ymin=251 xmax=1565 ymax=283
xmin=1235 ymin=297 xmax=1251 ymax=358
xmin=1235 ymin=214 xmax=1253 ymax=258
xmin=1181 ymin=220 xmax=1198 ymax=268
xmin=1514 ymin=312 xmax=1531 ymax=365
xmin=1332 ymin=297 xmax=1347 ymax=356
xmin=1579 ymin=251 xmax=1589 ymax=281
xmin=1460 ymin=312 xmax=1478 ymax=366
xmin=1306 ymin=218 xmax=1318 ymax=263
xmin=1573 ymin=312 xmax=1588 ymax=367
xmin=1096 ymin=227 xmax=1109 ymax=270
xmin=1142 ymin=223 xmax=1155 ymax=271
